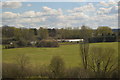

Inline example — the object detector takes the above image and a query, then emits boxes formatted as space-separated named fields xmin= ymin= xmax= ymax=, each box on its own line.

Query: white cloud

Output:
xmin=2 ymin=2 xmax=22 ymax=9
xmin=67 ymin=12 xmax=89 ymax=20
xmin=109 ymin=0 xmax=119 ymax=3
xmin=97 ymin=7 xmax=112 ymax=14
xmin=15 ymin=24 xmax=25 ymax=28
xmin=57 ymin=15 xmax=65 ymax=20
xmin=100 ymin=1 xmax=117 ymax=7
xmin=19 ymin=17 xmax=46 ymax=23
xmin=2 ymin=4 xmax=118 ymax=29
xmin=2 ymin=12 xmax=19 ymax=18
xmin=42 ymin=6 xmax=63 ymax=16
xmin=100 ymin=1 xmax=109 ymax=7
xmin=27 ymin=4 xmax=32 ymax=7
xmin=108 ymin=1 xmax=117 ymax=5
xmin=21 ymin=11 xmax=36 ymax=18
xmin=110 ymin=5 xmax=118 ymax=14
xmin=67 ymin=3 xmax=96 ymax=13
xmin=89 ymin=14 xmax=118 ymax=28
xmin=2 ymin=11 xmax=46 ymax=26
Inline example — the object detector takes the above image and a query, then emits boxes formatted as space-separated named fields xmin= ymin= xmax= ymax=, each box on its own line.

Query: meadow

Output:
xmin=2 ymin=42 xmax=118 ymax=68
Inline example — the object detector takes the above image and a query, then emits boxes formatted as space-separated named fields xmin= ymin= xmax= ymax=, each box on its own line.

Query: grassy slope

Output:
xmin=2 ymin=42 xmax=118 ymax=68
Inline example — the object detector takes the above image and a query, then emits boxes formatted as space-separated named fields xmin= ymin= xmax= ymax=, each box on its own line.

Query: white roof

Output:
xmin=57 ymin=39 xmax=84 ymax=42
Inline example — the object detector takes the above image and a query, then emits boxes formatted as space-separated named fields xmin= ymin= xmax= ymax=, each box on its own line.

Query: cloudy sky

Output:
xmin=1 ymin=0 xmax=119 ymax=29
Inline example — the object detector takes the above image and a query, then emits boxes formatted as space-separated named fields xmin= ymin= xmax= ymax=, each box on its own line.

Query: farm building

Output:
xmin=57 ymin=39 xmax=84 ymax=42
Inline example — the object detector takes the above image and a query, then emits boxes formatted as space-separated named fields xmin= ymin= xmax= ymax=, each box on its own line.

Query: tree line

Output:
xmin=1 ymin=25 xmax=120 ymax=48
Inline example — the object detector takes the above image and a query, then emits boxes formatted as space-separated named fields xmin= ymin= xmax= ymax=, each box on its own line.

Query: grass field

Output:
xmin=2 ymin=42 xmax=118 ymax=68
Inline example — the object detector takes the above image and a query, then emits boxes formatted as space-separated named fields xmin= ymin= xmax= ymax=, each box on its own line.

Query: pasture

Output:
xmin=2 ymin=42 xmax=118 ymax=68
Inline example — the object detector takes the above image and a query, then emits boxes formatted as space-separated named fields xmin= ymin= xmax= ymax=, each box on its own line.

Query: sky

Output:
xmin=2 ymin=0 xmax=120 ymax=2
xmin=1 ymin=0 xmax=119 ymax=29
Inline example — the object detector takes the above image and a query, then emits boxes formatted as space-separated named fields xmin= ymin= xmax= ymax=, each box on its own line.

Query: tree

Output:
xmin=88 ymin=47 xmax=118 ymax=78
xmin=20 ymin=28 xmax=35 ymax=41
xmin=15 ymin=54 xmax=30 ymax=78
xmin=2 ymin=26 xmax=15 ymax=38
xmin=38 ymin=27 xmax=49 ymax=39
xmin=48 ymin=28 xmax=57 ymax=38
xmin=35 ymin=39 xmax=59 ymax=47
xmin=30 ymin=28 xmax=38 ymax=35
xmin=80 ymin=42 xmax=89 ymax=70
xmin=96 ymin=26 xmax=113 ymax=42
xmin=79 ymin=25 xmax=91 ymax=70
xmin=14 ymin=28 xmax=35 ymax=41
xmin=49 ymin=56 xmax=65 ymax=78
xmin=96 ymin=26 xmax=113 ymax=36
xmin=80 ymin=25 xmax=93 ymax=41
xmin=58 ymin=28 xmax=66 ymax=39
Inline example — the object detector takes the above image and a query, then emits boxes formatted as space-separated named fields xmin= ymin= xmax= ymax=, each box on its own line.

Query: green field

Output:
xmin=2 ymin=42 xmax=118 ymax=68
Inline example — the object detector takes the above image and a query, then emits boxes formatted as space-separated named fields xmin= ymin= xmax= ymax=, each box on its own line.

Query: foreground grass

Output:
xmin=2 ymin=42 xmax=118 ymax=67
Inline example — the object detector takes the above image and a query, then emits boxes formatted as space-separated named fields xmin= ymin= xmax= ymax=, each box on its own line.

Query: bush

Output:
xmin=49 ymin=56 xmax=65 ymax=78
xmin=3 ymin=54 xmax=31 ymax=79
xmin=3 ymin=40 xmax=28 ymax=49
xmin=65 ymin=67 xmax=81 ymax=78
xmin=32 ymin=65 xmax=50 ymax=78
xmin=16 ymin=40 xmax=28 ymax=47
xmin=3 ymin=44 xmax=17 ymax=49
xmin=35 ymin=39 xmax=59 ymax=47
xmin=111 ymin=69 xmax=119 ymax=78
xmin=2 ymin=63 xmax=33 ymax=79
xmin=65 ymin=67 xmax=90 ymax=78
xmin=2 ymin=63 xmax=19 ymax=78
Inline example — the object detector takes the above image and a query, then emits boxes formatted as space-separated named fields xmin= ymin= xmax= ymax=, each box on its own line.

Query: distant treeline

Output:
xmin=1 ymin=25 xmax=120 ymax=45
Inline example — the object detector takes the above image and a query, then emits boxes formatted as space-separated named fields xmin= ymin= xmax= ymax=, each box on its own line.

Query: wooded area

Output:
xmin=1 ymin=25 xmax=120 ymax=49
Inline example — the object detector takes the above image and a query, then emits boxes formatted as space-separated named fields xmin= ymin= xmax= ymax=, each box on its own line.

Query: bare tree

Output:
xmin=88 ymin=47 xmax=118 ymax=78
xmin=79 ymin=25 xmax=90 ymax=70
xmin=15 ymin=53 xmax=30 ymax=78
xmin=80 ymin=42 xmax=89 ymax=70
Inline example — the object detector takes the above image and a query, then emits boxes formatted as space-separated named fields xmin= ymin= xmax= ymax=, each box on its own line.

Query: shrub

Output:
xmin=32 ymin=65 xmax=50 ymax=78
xmin=3 ymin=40 xmax=28 ymax=49
xmin=2 ymin=63 xmax=33 ymax=79
xmin=65 ymin=67 xmax=81 ymax=78
xmin=4 ymin=44 xmax=17 ymax=49
xmin=2 ymin=63 xmax=19 ymax=78
xmin=35 ymin=39 xmax=59 ymax=47
xmin=16 ymin=40 xmax=28 ymax=47
xmin=65 ymin=67 xmax=90 ymax=78
xmin=49 ymin=56 xmax=65 ymax=78
xmin=111 ymin=69 xmax=119 ymax=78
